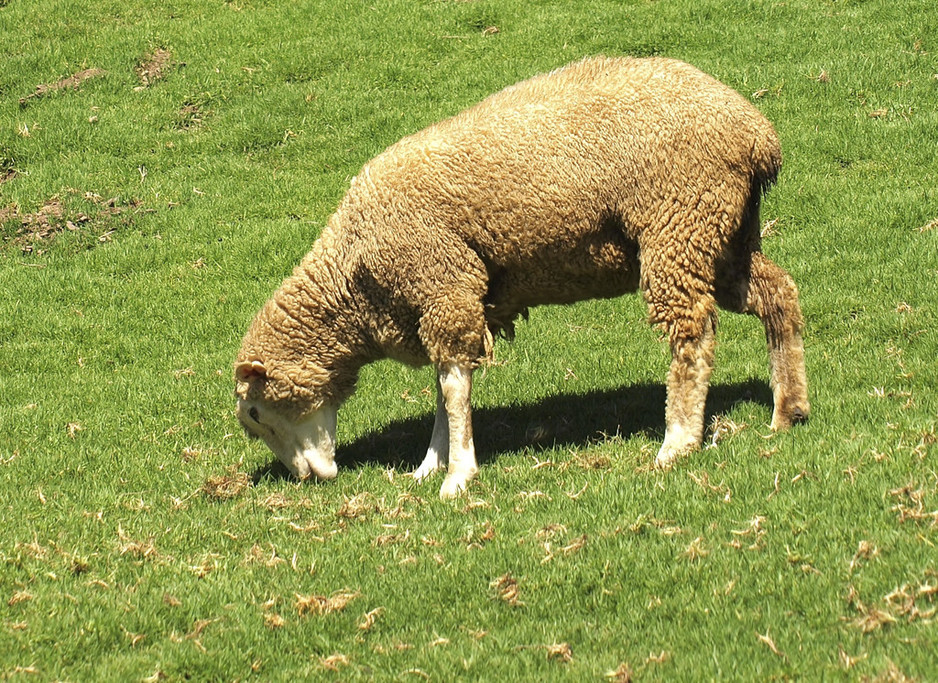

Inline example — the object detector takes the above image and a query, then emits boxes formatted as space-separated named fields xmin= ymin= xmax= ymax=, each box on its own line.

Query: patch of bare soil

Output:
xmin=1 ymin=191 xmax=144 ymax=254
xmin=20 ymin=68 xmax=106 ymax=106
xmin=135 ymin=48 xmax=174 ymax=89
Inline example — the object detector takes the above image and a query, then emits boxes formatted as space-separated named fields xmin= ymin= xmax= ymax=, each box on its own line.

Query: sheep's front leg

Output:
xmin=655 ymin=313 xmax=716 ymax=469
xmin=437 ymin=361 xmax=478 ymax=499
xmin=413 ymin=373 xmax=448 ymax=482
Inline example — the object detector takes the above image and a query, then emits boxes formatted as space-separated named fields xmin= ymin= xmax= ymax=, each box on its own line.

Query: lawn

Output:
xmin=1 ymin=0 xmax=937 ymax=679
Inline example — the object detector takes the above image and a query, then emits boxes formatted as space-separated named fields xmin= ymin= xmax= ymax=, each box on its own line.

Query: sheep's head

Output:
xmin=234 ymin=358 xmax=338 ymax=481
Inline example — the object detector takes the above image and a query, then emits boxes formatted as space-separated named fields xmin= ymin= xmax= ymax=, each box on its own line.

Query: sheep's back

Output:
xmin=338 ymin=56 xmax=780 ymax=312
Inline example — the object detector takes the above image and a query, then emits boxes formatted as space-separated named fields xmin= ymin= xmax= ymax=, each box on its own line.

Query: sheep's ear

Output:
xmin=235 ymin=360 xmax=267 ymax=382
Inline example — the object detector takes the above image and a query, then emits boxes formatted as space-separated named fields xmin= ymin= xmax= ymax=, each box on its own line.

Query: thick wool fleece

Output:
xmin=237 ymin=56 xmax=805 ymax=435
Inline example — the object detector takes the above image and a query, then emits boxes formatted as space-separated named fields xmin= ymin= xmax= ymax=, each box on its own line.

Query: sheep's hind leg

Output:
xmin=437 ymin=361 xmax=479 ymax=499
xmin=413 ymin=373 xmax=448 ymax=482
xmin=655 ymin=312 xmax=717 ymax=469
xmin=745 ymin=253 xmax=810 ymax=430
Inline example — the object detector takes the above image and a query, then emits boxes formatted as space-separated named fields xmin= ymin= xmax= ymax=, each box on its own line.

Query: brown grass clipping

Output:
xmin=295 ymin=590 xmax=360 ymax=616
xmin=336 ymin=493 xmax=380 ymax=520
xmin=358 ymin=607 xmax=385 ymax=631
xmin=202 ymin=468 xmax=251 ymax=500
xmin=606 ymin=662 xmax=634 ymax=682
xmin=546 ymin=642 xmax=573 ymax=663
xmin=116 ymin=524 xmax=158 ymax=560
xmin=490 ymin=573 xmax=523 ymax=606
xmin=318 ymin=654 xmax=350 ymax=671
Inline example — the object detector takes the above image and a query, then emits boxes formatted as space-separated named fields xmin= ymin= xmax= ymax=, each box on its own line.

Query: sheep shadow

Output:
xmin=247 ymin=378 xmax=771 ymax=481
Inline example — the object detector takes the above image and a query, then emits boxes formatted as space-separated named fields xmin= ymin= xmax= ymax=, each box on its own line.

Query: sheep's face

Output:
xmin=234 ymin=360 xmax=338 ymax=481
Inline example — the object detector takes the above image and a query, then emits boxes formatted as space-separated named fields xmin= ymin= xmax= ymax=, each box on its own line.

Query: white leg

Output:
xmin=413 ymin=374 xmax=448 ymax=482
xmin=654 ymin=314 xmax=715 ymax=470
xmin=437 ymin=362 xmax=478 ymax=499
xmin=655 ymin=423 xmax=698 ymax=469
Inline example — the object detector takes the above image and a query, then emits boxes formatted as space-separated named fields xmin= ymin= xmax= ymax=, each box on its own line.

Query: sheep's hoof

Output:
xmin=439 ymin=469 xmax=477 ymax=499
xmin=412 ymin=449 xmax=445 ymax=483
xmin=770 ymin=401 xmax=811 ymax=431
xmin=412 ymin=462 xmax=442 ymax=483
xmin=654 ymin=449 xmax=678 ymax=470
xmin=654 ymin=442 xmax=694 ymax=470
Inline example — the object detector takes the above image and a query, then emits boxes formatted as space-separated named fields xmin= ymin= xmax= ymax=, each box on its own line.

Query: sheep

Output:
xmin=234 ymin=56 xmax=809 ymax=499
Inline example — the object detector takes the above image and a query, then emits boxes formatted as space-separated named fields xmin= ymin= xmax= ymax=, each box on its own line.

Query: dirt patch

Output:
xmin=135 ymin=48 xmax=175 ymax=89
xmin=1 ymin=192 xmax=144 ymax=254
xmin=4 ymin=199 xmax=66 ymax=250
xmin=20 ymin=68 xmax=106 ymax=106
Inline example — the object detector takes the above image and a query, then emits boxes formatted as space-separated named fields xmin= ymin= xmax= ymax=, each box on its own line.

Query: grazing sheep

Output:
xmin=235 ymin=56 xmax=809 ymax=499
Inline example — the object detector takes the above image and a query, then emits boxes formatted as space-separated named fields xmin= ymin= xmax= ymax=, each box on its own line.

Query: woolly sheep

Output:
xmin=235 ymin=56 xmax=809 ymax=499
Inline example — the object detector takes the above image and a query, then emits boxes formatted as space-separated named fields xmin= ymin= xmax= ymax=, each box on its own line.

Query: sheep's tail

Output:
xmin=740 ymin=125 xmax=783 ymax=251
xmin=750 ymin=125 xmax=783 ymax=198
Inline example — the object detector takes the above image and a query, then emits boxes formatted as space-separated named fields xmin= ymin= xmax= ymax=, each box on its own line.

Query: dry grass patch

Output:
xmin=539 ymin=526 xmax=588 ymax=564
xmin=889 ymin=481 xmax=938 ymax=526
xmin=2 ymin=192 xmax=145 ymax=254
xmin=688 ymin=470 xmax=732 ymax=503
xmin=490 ymin=572 xmax=523 ymax=606
xmin=867 ymin=659 xmax=916 ymax=682
xmin=708 ymin=415 xmax=747 ymax=447
xmin=844 ymin=584 xmax=915 ymax=634
xmin=243 ymin=543 xmax=286 ymax=568
xmin=683 ymin=536 xmax=710 ymax=561
xmin=464 ymin=521 xmax=495 ymax=549
xmin=8 ymin=591 xmax=33 ymax=607
xmin=358 ymin=607 xmax=385 ymax=631
xmin=852 ymin=604 xmax=898 ymax=633
xmin=756 ymin=630 xmax=787 ymax=659
xmin=568 ymin=451 xmax=612 ymax=470
xmin=263 ymin=612 xmax=285 ymax=629
xmin=337 ymin=492 xmax=381 ymax=520
xmin=606 ymin=662 xmax=634 ymax=682
xmin=373 ymin=529 xmax=411 ymax=547
xmin=318 ymin=653 xmax=350 ymax=671
xmin=728 ymin=515 xmax=767 ymax=551
xmin=545 ymin=642 xmax=573 ymax=663
xmin=295 ymin=590 xmax=361 ymax=616
xmin=387 ymin=492 xmax=426 ymax=519
xmin=116 ymin=524 xmax=158 ymax=561
xmin=202 ymin=467 xmax=251 ymax=500
xmin=884 ymin=578 xmax=938 ymax=624
xmin=849 ymin=540 xmax=880 ymax=573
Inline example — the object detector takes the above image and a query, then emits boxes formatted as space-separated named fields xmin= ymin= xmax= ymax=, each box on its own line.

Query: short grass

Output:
xmin=2 ymin=0 xmax=937 ymax=679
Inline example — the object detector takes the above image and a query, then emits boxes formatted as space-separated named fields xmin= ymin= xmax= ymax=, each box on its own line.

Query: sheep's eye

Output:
xmin=248 ymin=406 xmax=260 ymax=423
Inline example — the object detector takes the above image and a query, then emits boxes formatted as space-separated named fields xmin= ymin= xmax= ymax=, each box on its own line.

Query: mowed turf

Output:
xmin=1 ymin=0 xmax=937 ymax=679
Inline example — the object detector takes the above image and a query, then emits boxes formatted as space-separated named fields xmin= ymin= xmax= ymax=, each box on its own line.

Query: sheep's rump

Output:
xmin=340 ymin=56 xmax=781 ymax=341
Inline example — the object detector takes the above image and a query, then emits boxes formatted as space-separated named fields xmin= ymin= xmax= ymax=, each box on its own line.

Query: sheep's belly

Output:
xmin=483 ymin=232 xmax=639 ymax=329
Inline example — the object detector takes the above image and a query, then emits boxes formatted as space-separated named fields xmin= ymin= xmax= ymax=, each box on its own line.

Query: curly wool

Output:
xmin=237 ymin=56 xmax=789 ymax=416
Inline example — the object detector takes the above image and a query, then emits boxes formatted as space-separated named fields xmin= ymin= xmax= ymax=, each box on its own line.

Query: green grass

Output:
xmin=2 ymin=0 xmax=937 ymax=679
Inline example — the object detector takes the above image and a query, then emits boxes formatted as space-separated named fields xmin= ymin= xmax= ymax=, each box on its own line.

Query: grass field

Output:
xmin=2 ymin=0 xmax=937 ymax=679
